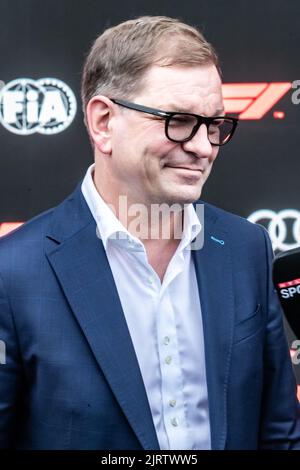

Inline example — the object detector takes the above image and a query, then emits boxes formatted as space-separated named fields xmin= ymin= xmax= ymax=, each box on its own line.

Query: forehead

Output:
xmin=137 ymin=64 xmax=224 ymax=114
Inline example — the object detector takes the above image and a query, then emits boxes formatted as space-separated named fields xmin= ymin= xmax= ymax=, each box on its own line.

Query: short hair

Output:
xmin=81 ymin=15 xmax=220 ymax=127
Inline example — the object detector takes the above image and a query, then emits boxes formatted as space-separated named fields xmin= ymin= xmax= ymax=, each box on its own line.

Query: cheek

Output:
xmin=143 ymin=141 xmax=178 ymax=180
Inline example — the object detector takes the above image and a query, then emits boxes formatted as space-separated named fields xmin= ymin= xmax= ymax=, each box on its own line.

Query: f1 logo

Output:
xmin=222 ymin=82 xmax=291 ymax=119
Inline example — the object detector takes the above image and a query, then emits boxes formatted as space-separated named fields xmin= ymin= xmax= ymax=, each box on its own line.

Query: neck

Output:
xmin=93 ymin=168 xmax=184 ymax=245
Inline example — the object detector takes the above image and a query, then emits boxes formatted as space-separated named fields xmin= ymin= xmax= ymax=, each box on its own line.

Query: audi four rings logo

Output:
xmin=248 ymin=209 xmax=300 ymax=251
xmin=0 ymin=78 xmax=77 ymax=135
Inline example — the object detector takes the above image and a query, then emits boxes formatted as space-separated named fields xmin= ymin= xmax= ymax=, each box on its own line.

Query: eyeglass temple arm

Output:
xmin=111 ymin=99 xmax=170 ymax=118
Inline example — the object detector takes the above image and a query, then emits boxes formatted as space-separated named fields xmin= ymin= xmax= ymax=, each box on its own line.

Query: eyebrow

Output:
xmin=163 ymin=103 xmax=225 ymax=116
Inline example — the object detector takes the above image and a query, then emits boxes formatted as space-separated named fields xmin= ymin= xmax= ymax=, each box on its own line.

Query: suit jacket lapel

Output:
xmin=192 ymin=205 xmax=235 ymax=450
xmin=44 ymin=187 xmax=234 ymax=450
xmin=45 ymin=187 xmax=159 ymax=450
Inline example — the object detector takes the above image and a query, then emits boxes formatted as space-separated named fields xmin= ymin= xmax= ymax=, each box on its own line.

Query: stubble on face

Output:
xmin=128 ymin=64 xmax=223 ymax=206
xmin=95 ymin=64 xmax=223 ymax=212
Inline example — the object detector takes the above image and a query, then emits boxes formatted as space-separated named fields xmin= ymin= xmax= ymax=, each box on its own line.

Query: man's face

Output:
xmin=109 ymin=64 xmax=224 ymax=205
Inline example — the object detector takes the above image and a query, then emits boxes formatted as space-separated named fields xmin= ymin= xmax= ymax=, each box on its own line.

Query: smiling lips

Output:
xmin=165 ymin=165 xmax=204 ymax=172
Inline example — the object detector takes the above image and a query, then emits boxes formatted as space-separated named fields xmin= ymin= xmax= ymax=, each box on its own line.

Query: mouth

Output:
xmin=164 ymin=165 xmax=204 ymax=173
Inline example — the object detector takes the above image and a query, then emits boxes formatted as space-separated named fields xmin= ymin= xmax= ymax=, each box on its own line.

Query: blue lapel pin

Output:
xmin=210 ymin=235 xmax=225 ymax=245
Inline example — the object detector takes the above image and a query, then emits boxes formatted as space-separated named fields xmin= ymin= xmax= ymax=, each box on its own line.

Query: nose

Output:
xmin=181 ymin=123 xmax=213 ymax=158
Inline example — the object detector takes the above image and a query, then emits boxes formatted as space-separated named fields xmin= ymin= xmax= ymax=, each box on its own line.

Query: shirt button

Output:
xmin=169 ymin=399 xmax=176 ymax=407
xmin=163 ymin=336 xmax=170 ymax=345
xmin=148 ymin=275 xmax=154 ymax=285
xmin=171 ymin=417 xmax=179 ymax=427
xmin=165 ymin=356 xmax=172 ymax=365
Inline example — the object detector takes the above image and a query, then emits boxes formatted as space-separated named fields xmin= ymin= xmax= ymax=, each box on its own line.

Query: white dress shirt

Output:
xmin=81 ymin=164 xmax=211 ymax=450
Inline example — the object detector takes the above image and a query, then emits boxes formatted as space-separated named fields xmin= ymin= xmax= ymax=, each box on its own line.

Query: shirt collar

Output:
xmin=179 ymin=201 xmax=202 ymax=252
xmin=81 ymin=164 xmax=136 ymax=250
xmin=81 ymin=163 xmax=202 ymax=251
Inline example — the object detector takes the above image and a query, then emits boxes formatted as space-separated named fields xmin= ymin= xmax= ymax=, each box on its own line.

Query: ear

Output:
xmin=86 ymin=95 xmax=114 ymax=154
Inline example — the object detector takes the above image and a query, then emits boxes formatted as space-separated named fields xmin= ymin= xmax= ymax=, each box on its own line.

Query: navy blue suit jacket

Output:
xmin=0 ymin=184 xmax=299 ymax=449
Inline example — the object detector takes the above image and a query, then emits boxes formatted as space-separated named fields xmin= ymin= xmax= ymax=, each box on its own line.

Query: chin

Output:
xmin=161 ymin=187 xmax=203 ymax=205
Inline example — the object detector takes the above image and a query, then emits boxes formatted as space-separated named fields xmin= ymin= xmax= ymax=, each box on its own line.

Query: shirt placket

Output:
xmin=155 ymin=256 xmax=193 ymax=450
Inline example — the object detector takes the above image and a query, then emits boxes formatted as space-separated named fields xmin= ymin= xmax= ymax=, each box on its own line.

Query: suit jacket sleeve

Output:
xmin=258 ymin=226 xmax=300 ymax=449
xmin=0 ymin=271 xmax=24 ymax=448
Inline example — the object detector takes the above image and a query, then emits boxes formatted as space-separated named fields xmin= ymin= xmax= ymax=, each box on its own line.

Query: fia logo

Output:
xmin=0 ymin=78 xmax=77 ymax=135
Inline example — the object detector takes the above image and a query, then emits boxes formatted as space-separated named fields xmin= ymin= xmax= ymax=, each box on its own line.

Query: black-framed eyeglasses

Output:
xmin=111 ymin=98 xmax=238 ymax=146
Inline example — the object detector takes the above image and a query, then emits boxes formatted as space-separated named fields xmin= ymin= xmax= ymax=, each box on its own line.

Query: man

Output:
xmin=0 ymin=16 xmax=299 ymax=450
